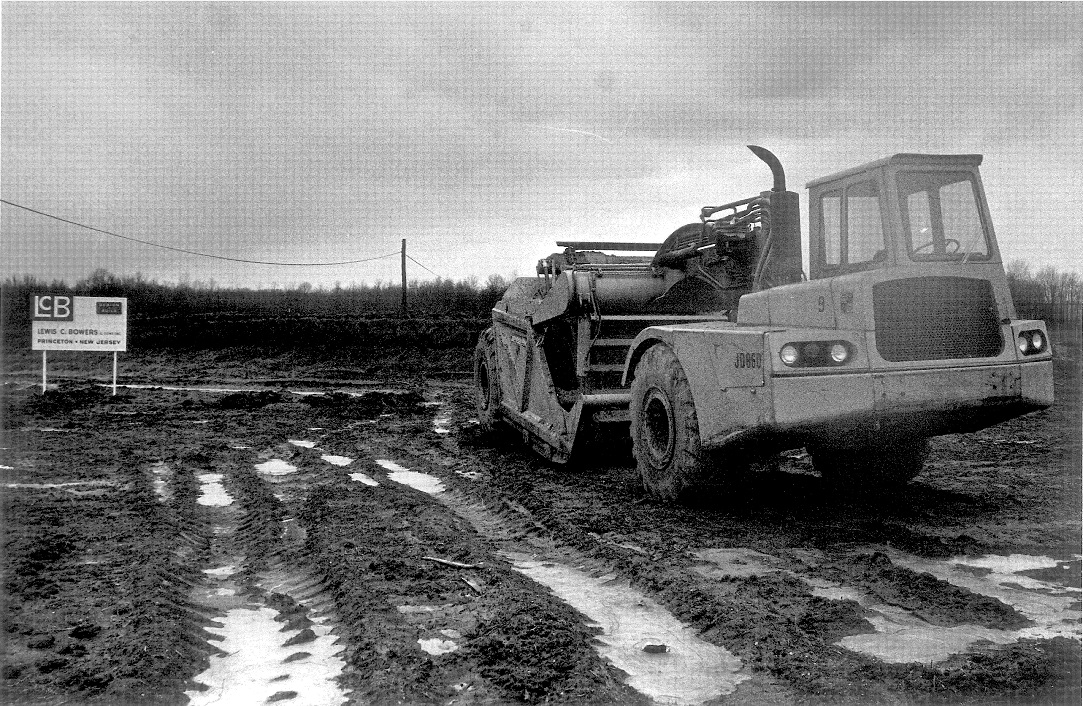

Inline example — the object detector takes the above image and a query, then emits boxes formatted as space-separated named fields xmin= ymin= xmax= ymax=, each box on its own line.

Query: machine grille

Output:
xmin=873 ymin=277 xmax=1003 ymax=361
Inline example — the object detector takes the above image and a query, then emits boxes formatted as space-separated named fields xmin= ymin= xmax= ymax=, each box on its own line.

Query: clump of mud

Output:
xmin=5 ymin=382 xmax=131 ymax=418
xmin=298 ymin=478 xmax=641 ymax=705
xmin=217 ymin=390 xmax=284 ymax=410
xmin=468 ymin=578 xmax=636 ymax=704
xmin=4 ymin=527 xmax=77 ymax=600
xmin=2 ymin=459 xmax=215 ymax=704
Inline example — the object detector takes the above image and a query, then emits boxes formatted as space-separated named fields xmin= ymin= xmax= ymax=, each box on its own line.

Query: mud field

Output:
xmin=1 ymin=332 xmax=1080 ymax=706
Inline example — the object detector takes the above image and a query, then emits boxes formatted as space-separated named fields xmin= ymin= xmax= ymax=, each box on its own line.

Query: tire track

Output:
xmin=182 ymin=444 xmax=348 ymax=706
xmin=359 ymin=384 xmax=1080 ymax=702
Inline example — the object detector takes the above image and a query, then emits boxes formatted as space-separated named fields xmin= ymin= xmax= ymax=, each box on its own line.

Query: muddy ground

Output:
xmin=1 ymin=330 xmax=1080 ymax=705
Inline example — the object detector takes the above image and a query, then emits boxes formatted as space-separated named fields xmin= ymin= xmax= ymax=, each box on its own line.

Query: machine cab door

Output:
xmin=808 ymin=172 xmax=890 ymax=281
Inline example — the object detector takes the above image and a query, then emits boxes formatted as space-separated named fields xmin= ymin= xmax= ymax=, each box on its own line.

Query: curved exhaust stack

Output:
xmin=745 ymin=145 xmax=803 ymax=287
xmin=747 ymin=145 xmax=786 ymax=192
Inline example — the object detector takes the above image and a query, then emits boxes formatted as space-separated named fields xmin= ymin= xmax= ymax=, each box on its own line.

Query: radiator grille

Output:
xmin=873 ymin=277 xmax=1003 ymax=361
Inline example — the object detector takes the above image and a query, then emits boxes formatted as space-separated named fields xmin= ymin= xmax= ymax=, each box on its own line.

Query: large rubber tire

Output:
xmin=811 ymin=438 xmax=930 ymax=489
xmin=630 ymin=344 xmax=712 ymax=502
xmin=474 ymin=328 xmax=501 ymax=433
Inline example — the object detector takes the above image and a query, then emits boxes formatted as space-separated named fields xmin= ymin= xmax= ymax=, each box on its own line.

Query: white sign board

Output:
xmin=31 ymin=295 xmax=128 ymax=352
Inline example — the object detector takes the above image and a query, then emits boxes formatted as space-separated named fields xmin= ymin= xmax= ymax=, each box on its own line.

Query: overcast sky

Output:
xmin=3 ymin=2 xmax=1081 ymax=289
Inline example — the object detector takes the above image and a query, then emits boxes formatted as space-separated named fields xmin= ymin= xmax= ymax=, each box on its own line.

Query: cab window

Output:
xmin=814 ymin=179 xmax=885 ymax=277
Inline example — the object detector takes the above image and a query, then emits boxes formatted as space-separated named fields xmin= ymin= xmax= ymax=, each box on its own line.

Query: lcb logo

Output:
xmin=32 ymin=294 xmax=74 ymax=321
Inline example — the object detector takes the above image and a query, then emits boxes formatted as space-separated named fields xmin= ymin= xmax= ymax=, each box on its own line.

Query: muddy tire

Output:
xmin=474 ymin=328 xmax=502 ymax=433
xmin=630 ymin=344 xmax=712 ymax=502
xmin=811 ymin=438 xmax=930 ymax=489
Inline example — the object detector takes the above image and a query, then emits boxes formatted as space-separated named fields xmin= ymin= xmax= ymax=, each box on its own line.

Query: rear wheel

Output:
xmin=474 ymin=328 xmax=501 ymax=433
xmin=811 ymin=438 xmax=929 ymax=489
xmin=630 ymin=344 xmax=712 ymax=502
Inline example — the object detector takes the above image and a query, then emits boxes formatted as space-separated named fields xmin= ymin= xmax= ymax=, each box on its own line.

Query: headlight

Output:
xmin=779 ymin=340 xmax=854 ymax=367
xmin=1017 ymin=329 xmax=1048 ymax=356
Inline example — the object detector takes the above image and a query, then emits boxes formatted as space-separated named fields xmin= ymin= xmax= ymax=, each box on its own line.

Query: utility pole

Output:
xmin=401 ymin=238 xmax=407 ymax=318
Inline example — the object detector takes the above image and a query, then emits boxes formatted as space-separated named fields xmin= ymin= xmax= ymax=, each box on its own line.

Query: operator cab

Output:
xmin=807 ymin=154 xmax=997 ymax=280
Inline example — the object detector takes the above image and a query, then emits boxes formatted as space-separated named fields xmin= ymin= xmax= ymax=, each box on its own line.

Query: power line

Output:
xmin=406 ymin=254 xmax=443 ymax=278
xmin=0 ymin=198 xmax=401 ymax=267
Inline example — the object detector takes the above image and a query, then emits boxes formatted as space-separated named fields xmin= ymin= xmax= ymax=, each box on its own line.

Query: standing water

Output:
xmin=507 ymin=555 xmax=748 ymax=704
xmin=185 ymin=603 xmax=346 ymax=706
xmin=377 ymin=459 xmax=446 ymax=494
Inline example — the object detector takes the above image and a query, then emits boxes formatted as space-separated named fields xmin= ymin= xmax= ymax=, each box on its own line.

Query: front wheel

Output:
xmin=810 ymin=438 xmax=930 ymax=489
xmin=630 ymin=344 xmax=712 ymax=502
xmin=474 ymin=328 xmax=501 ymax=433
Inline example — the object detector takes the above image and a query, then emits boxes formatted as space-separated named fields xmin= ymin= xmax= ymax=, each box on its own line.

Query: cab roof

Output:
xmin=806 ymin=153 xmax=983 ymax=189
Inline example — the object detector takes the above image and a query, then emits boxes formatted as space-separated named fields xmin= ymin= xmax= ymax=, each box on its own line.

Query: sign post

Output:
xmin=31 ymin=295 xmax=128 ymax=394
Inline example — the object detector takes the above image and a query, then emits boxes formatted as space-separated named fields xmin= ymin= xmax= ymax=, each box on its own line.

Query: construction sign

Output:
xmin=31 ymin=294 xmax=128 ymax=352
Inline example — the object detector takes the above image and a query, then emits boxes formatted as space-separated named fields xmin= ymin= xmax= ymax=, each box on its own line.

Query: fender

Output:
xmin=624 ymin=323 xmax=774 ymax=446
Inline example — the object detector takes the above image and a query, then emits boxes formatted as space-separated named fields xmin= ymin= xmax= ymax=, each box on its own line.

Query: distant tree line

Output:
xmin=2 ymin=261 xmax=1078 ymax=353
xmin=1 ymin=269 xmax=511 ymax=353
xmin=4 ymin=268 xmax=511 ymax=320
xmin=1006 ymin=260 xmax=1082 ymax=325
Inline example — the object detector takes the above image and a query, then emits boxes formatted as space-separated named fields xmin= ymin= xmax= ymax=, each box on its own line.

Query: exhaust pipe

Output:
xmin=747 ymin=145 xmax=786 ymax=192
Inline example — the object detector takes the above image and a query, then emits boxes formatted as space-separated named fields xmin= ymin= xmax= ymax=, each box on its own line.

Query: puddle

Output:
xmin=321 ymin=455 xmax=353 ymax=467
xmin=111 ymin=383 xmax=411 ymax=400
xmin=196 ymin=473 xmax=234 ymax=507
xmin=376 ymin=459 xmax=446 ymax=493
xmin=255 ymin=459 xmax=298 ymax=477
xmin=185 ymin=605 xmax=346 ymax=706
xmin=398 ymin=605 xmax=438 ymax=614
xmin=0 ymin=465 xmax=13 ymax=470
xmin=150 ymin=461 xmax=172 ymax=502
xmin=455 ymin=469 xmax=481 ymax=480
xmin=204 ymin=565 xmax=237 ymax=578
xmin=840 ymin=623 xmax=1015 ymax=663
xmin=691 ymin=547 xmax=1081 ymax=664
xmin=801 ymin=575 xmax=1023 ymax=663
xmin=4 ymin=480 xmax=117 ymax=497
xmin=348 ymin=473 xmax=379 ymax=486
xmin=433 ymin=415 xmax=451 ymax=435
xmin=418 ymin=637 xmax=459 ymax=655
xmin=288 ymin=440 xmax=317 ymax=449
xmin=691 ymin=548 xmax=784 ymax=579
xmin=887 ymin=551 xmax=1082 ymax=642
xmin=229 ymin=445 xmax=250 ymax=450
xmin=949 ymin=554 xmax=1061 ymax=574
xmin=4 ymin=480 xmax=115 ymax=490
xmin=508 ymin=555 xmax=748 ymax=704
xmin=386 ymin=469 xmax=446 ymax=495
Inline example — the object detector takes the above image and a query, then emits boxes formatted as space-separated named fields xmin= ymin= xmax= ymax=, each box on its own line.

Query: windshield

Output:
xmin=897 ymin=171 xmax=990 ymax=261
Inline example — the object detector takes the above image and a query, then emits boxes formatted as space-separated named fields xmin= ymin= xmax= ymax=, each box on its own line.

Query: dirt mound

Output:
xmin=216 ymin=390 xmax=285 ymax=409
